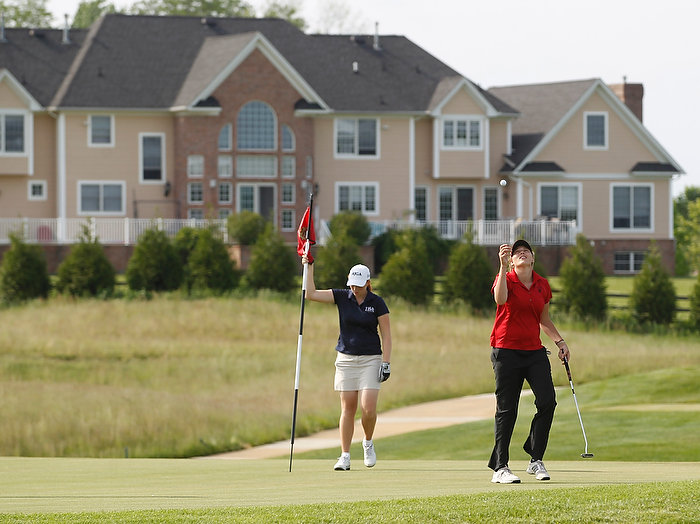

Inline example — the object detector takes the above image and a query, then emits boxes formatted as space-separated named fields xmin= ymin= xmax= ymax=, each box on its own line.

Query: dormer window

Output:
xmin=584 ymin=111 xmax=608 ymax=149
xmin=442 ymin=117 xmax=482 ymax=150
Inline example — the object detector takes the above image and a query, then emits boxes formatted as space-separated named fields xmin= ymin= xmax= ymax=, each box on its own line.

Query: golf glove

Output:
xmin=379 ymin=362 xmax=391 ymax=382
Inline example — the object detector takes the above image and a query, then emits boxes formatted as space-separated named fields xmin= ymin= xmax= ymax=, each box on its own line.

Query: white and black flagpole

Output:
xmin=289 ymin=193 xmax=313 ymax=472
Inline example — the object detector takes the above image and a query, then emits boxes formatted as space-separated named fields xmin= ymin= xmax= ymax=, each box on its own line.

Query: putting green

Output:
xmin=1 ymin=457 xmax=699 ymax=514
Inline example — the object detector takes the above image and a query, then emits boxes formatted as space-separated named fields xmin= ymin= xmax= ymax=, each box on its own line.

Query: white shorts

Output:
xmin=334 ymin=353 xmax=382 ymax=391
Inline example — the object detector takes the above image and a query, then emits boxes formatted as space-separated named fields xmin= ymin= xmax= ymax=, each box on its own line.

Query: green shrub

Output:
xmin=314 ymin=232 xmax=363 ymax=289
xmin=373 ymin=226 xmax=451 ymax=275
xmin=690 ymin=272 xmax=700 ymax=330
xmin=442 ymin=237 xmax=494 ymax=313
xmin=243 ymin=224 xmax=296 ymax=292
xmin=329 ymin=211 xmax=371 ymax=245
xmin=557 ymin=234 xmax=607 ymax=320
xmin=379 ymin=230 xmax=433 ymax=305
xmin=173 ymin=227 xmax=201 ymax=292
xmin=0 ymin=233 xmax=50 ymax=303
xmin=187 ymin=228 xmax=239 ymax=293
xmin=629 ymin=242 xmax=676 ymax=325
xmin=227 ymin=211 xmax=266 ymax=245
xmin=126 ymin=228 xmax=183 ymax=292
xmin=56 ymin=229 xmax=115 ymax=297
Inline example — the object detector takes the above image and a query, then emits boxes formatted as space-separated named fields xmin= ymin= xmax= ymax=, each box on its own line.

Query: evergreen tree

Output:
xmin=314 ymin=231 xmax=363 ymax=290
xmin=56 ymin=227 xmax=115 ymax=297
xmin=243 ymin=224 xmax=296 ymax=292
xmin=379 ymin=230 xmax=433 ymax=306
xmin=690 ymin=272 xmax=700 ymax=331
xmin=558 ymin=234 xmax=608 ymax=320
xmin=443 ymin=237 xmax=494 ymax=313
xmin=126 ymin=227 xmax=183 ymax=291
xmin=187 ymin=228 xmax=238 ymax=293
xmin=329 ymin=211 xmax=371 ymax=246
xmin=629 ymin=242 xmax=676 ymax=325
xmin=227 ymin=211 xmax=266 ymax=245
xmin=0 ymin=233 xmax=50 ymax=303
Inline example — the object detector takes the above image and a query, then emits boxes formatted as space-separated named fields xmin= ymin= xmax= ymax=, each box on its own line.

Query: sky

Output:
xmin=45 ymin=0 xmax=700 ymax=197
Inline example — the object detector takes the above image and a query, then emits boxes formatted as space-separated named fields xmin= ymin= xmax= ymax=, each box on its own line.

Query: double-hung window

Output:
xmin=337 ymin=183 xmax=378 ymax=214
xmin=187 ymin=155 xmax=204 ymax=178
xmin=89 ymin=115 xmax=113 ymax=146
xmin=442 ymin=117 xmax=482 ymax=149
xmin=140 ymin=133 xmax=165 ymax=183
xmin=0 ymin=112 xmax=25 ymax=153
xmin=584 ymin=111 xmax=608 ymax=149
xmin=612 ymin=184 xmax=652 ymax=230
xmin=335 ymin=118 xmax=378 ymax=157
xmin=539 ymin=184 xmax=579 ymax=222
xmin=78 ymin=181 xmax=125 ymax=215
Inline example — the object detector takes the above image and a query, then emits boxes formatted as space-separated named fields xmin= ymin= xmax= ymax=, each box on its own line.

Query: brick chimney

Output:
xmin=609 ymin=78 xmax=644 ymax=122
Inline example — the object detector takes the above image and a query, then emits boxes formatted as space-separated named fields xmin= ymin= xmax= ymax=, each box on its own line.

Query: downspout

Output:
xmin=516 ymin=177 xmax=533 ymax=220
xmin=409 ymin=117 xmax=415 ymax=222
xmin=57 ymin=113 xmax=66 ymax=241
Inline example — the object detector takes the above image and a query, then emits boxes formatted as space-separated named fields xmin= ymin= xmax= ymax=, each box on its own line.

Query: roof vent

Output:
xmin=352 ymin=61 xmax=358 ymax=74
xmin=62 ymin=14 xmax=70 ymax=44
xmin=29 ymin=28 xmax=45 ymax=38
xmin=200 ymin=17 xmax=216 ymax=27
xmin=0 ymin=14 xmax=6 ymax=43
xmin=373 ymin=22 xmax=381 ymax=51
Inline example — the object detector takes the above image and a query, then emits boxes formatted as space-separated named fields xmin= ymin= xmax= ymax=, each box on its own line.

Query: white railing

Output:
xmin=0 ymin=217 xmax=228 ymax=245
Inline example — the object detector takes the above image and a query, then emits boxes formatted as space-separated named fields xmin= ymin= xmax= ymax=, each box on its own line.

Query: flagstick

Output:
xmin=289 ymin=194 xmax=313 ymax=472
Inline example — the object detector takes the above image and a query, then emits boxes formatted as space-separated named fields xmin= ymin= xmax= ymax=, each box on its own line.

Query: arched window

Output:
xmin=281 ymin=124 xmax=295 ymax=151
xmin=237 ymin=101 xmax=276 ymax=150
xmin=218 ymin=123 xmax=232 ymax=151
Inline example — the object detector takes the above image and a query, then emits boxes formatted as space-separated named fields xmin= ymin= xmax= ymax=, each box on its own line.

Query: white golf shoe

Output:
xmin=333 ymin=454 xmax=350 ymax=471
xmin=526 ymin=460 xmax=550 ymax=480
xmin=491 ymin=466 xmax=521 ymax=484
xmin=363 ymin=440 xmax=376 ymax=467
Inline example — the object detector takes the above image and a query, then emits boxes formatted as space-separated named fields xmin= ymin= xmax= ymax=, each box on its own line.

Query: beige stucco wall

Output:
xmin=63 ymin=113 xmax=175 ymax=218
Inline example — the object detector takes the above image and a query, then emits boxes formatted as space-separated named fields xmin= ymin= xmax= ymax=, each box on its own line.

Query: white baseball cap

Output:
xmin=346 ymin=264 xmax=371 ymax=287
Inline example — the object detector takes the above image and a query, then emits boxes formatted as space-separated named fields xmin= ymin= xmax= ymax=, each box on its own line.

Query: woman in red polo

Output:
xmin=488 ymin=240 xmax=570 ymax=484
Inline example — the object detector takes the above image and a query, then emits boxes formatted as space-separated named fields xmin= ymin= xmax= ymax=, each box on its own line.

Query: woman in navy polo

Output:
xmin=488 ymin=240 xmax=570 ymax=484
xmin=302 ymin=255 xmax=392 ymax=471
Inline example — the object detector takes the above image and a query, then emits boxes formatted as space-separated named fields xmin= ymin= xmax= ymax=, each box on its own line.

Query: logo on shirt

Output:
xmin=364 ymin=306 xmax=375 ymax=313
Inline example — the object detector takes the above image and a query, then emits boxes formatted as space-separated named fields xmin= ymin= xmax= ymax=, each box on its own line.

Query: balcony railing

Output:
xmin=0 ymin=217 xmax=577 ymax=247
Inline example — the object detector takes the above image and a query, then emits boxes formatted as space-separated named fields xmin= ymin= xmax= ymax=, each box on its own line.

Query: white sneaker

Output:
xmin=491 ymin=466 xmax=521 ymax=484
xmin=363 ymin=440 xmax=376 ymax=467
xmin=526 ymin=460 xmax=550 ymax=480
xmin=333 ymin=455 xmax=350 ymax=471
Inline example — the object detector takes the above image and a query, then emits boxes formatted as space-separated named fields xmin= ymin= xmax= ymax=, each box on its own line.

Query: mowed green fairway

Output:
xmin=0 ymin=458 xmax=698 ymax=517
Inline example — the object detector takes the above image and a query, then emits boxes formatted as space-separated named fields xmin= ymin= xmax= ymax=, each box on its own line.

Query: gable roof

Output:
xmin=489 ymin=78 xmax=683 ymax=175
xmin=0 ymin=14 xmax=515 ymax=116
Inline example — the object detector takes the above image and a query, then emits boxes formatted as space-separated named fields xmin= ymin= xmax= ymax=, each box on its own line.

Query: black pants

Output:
xmin=488 ymin=347 xmax=557 ymax=471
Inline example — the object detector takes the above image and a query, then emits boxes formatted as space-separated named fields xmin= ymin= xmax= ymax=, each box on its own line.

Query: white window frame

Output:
xmin=236 ymin=183 xmax=277 ymax=218
xmin=281 ymin=155 xmax=295 ymax=178
xmin=28 ymin=180 xmax=47 ymax=201
xmin=438 ymin=185 xmax=475 ymax=221
xmin=334 ymin=118 xmax=380 ymax=159
xmin=610 ymin=183 xmax=654 ymax=233
xmin=236 ymin=155 xmax=277 ymax=178
xmin=281 ymin=182 xmax=295 ymax=204
xmin=441 ymin=116 xmax=483 ymax=150
xmin=218 ymin=181 xmax=233 ymax=204
xmin=280 ymin=208 xmax=295 ymax=231
xmin=218 ymin=208 xmax=232 ymax=219
xmin=483 ymin=186 xmax=499 ymax=221
xmin=139 ymin=132 xmax=166 ymax=184
xmin=218 ymin=123 xmax=232 ymax=151
xmin=187 ymin=181 xmax=204 ymax=205
xmin=0 ymin=111 xmax=28 ymax=155
xmin=188 ymin=208 xmax=204 ymax=219
xmin=281 ymin=124 xmax=295 ymax=152
xmin=187 ymin=155 xmax=204 ymax=178
xmin=88 ymin=114 xmax=114 ymax=147
xmin=335 ymin=182 xmax=379 ymax=216
xmin=584 ymin=111 xmax=608 ymax=150
xmin=218 ymin=155 xmax=233 ymax=178
xmin=77 ymin=180 xmax=126 ymax=216
xmin=414 ymin=186 xmax=429 ymax=222
xmin=613 ymin=251 xmax=645 ymax=274
xmin=537 ymin=182 xmax=582 ymax=224
xmin=237 ymin=101 xmax=277 ymax=151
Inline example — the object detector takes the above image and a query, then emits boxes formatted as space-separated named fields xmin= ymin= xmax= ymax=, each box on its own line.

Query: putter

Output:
xmin=563 ymin=356 xmax=594 ymax=458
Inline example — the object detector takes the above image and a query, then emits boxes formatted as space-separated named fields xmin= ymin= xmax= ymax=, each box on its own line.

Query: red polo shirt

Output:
xmin=490 ymin=270 xmax=552 ymax=350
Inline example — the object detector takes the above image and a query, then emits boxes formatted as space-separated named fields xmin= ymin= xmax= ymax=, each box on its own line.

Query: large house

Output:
xmin=0 ymin=14 xmax=683 ymax=274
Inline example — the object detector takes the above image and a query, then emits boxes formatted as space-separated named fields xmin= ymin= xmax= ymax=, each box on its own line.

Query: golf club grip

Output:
xmin=563 ymin=357 xmax=573 ymax=382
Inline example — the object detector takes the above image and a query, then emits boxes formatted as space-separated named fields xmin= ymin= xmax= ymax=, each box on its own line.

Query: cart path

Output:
xmin=204 ymin=391 xmax=520 ymax=459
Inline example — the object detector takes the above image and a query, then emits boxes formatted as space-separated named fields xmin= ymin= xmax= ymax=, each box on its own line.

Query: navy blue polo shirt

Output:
xmin=332 ymin=289 xmax=390 ymax=356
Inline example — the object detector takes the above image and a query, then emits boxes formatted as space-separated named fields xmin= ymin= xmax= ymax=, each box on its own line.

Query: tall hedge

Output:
xmin=558 ymin=234 xmax=607 ymax=320
xmin=243 ymin=224 xmax=296 ymax=292
xmin=0 ymin=233 xmax=50 ymax=303
xmin=629 ymin=242 xmax=676 ymax=325
xmin=56 ymin=230 xmax=115 ymax=297
xmin=379 ymin=230 xmax=433 ymax=306
xmin=126 ymin=228 xmax=183 ymax=292
xmin=442 ymin=237 xmax=494 ymax=313
xmin=314 ymin=231 xmax=363 ymax=289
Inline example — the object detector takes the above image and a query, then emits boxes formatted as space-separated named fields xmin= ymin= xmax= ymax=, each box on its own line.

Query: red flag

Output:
xmin=297 ymin=206 xmax=316 ymax=262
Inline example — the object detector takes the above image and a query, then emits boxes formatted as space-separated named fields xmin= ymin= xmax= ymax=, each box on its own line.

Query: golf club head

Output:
xmin=581 ymin=453 xmax=594 ymax=458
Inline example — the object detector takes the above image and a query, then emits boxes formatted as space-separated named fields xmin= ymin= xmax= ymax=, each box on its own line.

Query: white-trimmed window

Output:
xmin=188 ymin=182 xmax=203 ymax=204
xmin=281 ymin=183 xmax=295 ymax=204
xmin=439 ymin=186 xmax=474 ymax=221
xmin=218 ymin=155 xmax=233 ymax=178
xmin=539 ymin=184 xmax=579 ymax=222
xmin=218 ymin=123 xmax=232 ymax=151
xmin=442 ymin=117 xmax=482 ymax=149
xmin=614 ymin=251 xmax=645 ymax=274
xmin=612 ymin=184 xmax=652 ymax=231
xmin=218 ymin=208 xmax=232 ymax=219
xmin=237 ymin=184 xmax=276 ymax=221
xmin=237 ymin=101 xmax=276 ymax=150
xmin=89 ymin=115 xmax=113 ymax=146
xmin=415 ymin=186 xmax=428 ymax=222
xmin=281 ymin=156 xmax=295 ymax=178
xmin=28 ymin=180 xmax=47 ymax=201
xmin=335 ymin=118 xmax=378 ymax=157
xmin=187 ymin=155 xmax=204 ymax=178
xmin=282 ymin=124 xmax=295 ymax=151
xmin=139 ymin=133 xmax=165 ymax=183
xmin=236 ymin=155 xmax=276 ymax=178
xmin=281 ymin=209 xmax=294 ymax=231
xmin=336 ymin=182 xmax=378 ymax=215
xmin=218 ymin=181 xmax=233 ymax=204
xmin=584 ymin=111 xmax=608 ymax=149
xmin=78 ymin=181 xmax=125 ymax=215
xmin=484 ymin=186 xmax=499 ymax=220
xmin=0 ymin=112 xmax=26 ymax=154
xmin=188 ymin=208 xmax=204 ymax=219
